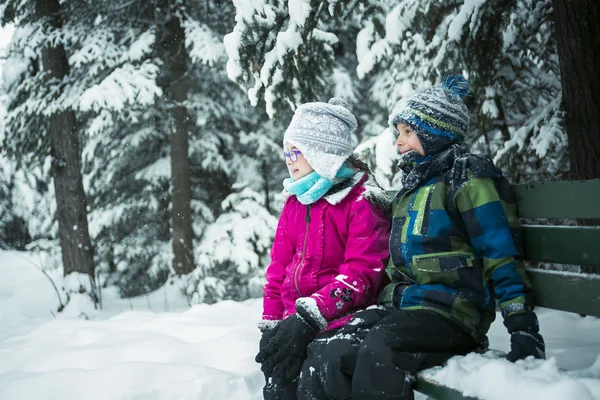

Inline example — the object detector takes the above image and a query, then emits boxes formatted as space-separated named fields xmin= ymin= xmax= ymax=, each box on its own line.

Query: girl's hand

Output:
xmin=256 ymin=312 xmax=318 ymax=378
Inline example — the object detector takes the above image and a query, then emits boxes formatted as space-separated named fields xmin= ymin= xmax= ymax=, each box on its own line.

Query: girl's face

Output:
xmin=284 ymin=142 xmax=314 ymax=180
xmin=395 ymin=123 xmax=425 ymax=156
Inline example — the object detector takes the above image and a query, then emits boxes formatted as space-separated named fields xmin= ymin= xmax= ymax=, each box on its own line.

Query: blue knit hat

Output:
xmin=389 ymin=75 xmax=472 ymax=156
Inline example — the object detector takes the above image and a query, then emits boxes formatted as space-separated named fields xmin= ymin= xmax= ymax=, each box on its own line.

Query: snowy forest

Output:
xmin=0 ymin=0 xmax=599 ymax=311
xmin=1 ymin=1 xmax=600 ymax=399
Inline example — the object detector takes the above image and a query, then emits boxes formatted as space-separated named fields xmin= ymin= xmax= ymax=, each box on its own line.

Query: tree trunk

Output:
xmin=552 ymin=0 xmax=600 ymax=181
xmin=35 ymin=0 xmax=97 ymax=300
xmin=553 ymin=0 xmax=600 ymax=273
xmin=162 ymin=14 xmax=195 ymax=275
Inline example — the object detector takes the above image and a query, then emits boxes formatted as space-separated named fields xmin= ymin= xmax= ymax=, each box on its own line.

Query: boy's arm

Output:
xmin=262 ymin=199 xmax=295 ymax=321
xmin=455 ymin=176 xmax=544 ymax=361
xmin=453 ymin=176 xmax=536 ymax=319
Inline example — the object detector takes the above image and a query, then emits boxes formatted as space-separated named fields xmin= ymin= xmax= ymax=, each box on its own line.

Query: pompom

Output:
xmin=328 ymin=97 xmax=351 ymax=110
xmin=443 ymin=74 xmax=471 ymax=98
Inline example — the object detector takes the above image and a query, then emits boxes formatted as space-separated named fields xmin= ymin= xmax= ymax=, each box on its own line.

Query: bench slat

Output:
xmin=522 ymin=225 xmax=600 ymax=266
xmin=527 ymin=268 xmax=600 ymax=317
xmin=513 ymin=180 xmax=600 ymax=219
xmin=414 ymin=375 xmax=478 ymax=400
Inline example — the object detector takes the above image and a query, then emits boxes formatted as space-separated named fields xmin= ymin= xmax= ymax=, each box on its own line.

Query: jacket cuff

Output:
xmin=503 ymin=312 xmax=540 ymax=334
xmin=378 ymin=282 xmax=407 ymax=309
xmin=296 ymin=297 xmax=328 ymax=331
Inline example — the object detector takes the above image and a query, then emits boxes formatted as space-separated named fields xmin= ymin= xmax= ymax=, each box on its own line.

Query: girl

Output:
xmin=255 ymin=97 xmax=391 ymax=400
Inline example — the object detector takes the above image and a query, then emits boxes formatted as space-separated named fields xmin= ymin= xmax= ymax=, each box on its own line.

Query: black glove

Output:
xmin=255 ymin=308 xmax=320 ymax=379
xmin=504 ymin=313 xmax=546 ymax=361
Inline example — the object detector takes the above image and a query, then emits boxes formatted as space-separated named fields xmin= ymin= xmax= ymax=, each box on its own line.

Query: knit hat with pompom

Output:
xmin=389 ymin=75 xmax=472 ymax=156
xmin=283 ymin=97 xmax=357 ymax=180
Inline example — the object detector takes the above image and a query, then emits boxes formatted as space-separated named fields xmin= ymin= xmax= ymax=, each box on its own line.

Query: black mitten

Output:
xmin=507 ymin=331 xmax=546 ymax=361
xmin=256 ymin=304 xmax=322 ymax=378
xmin=504 ymin=313 xmax=546 ymax=361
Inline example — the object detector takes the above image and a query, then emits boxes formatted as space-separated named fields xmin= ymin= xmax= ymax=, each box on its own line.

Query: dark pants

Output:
xmin=297 ymin=308 xmax=479 ymax=400
xmin=263 ymin=372 xmax=299 ymax=400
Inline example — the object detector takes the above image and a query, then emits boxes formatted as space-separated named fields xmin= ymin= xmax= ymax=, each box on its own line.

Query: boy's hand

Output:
xmin=503 ymin=312 xmax=545 ymax=361
xmin=507 ymin=331 xmax=546 ymax=361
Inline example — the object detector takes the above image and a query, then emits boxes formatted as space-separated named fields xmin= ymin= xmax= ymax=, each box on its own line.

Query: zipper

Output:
xmin=294 ymin=205 xmax=311 ymax=296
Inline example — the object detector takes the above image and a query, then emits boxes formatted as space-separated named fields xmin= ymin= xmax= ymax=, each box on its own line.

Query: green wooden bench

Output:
xmin=402 ymin=179 xmax=600 ymax=400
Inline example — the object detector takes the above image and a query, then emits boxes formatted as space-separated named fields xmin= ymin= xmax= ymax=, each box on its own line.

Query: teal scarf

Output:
xmin=283 ymin=165 xmax=354 ymax=205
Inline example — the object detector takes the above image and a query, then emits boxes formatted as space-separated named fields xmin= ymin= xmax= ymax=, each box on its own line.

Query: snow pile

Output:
xmin=1 ymin=251 xmax=599 ymax=399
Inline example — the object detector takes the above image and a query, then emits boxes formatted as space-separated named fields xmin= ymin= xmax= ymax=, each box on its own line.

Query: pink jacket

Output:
xmin=262 ymin=173 xmax=391 ymax=330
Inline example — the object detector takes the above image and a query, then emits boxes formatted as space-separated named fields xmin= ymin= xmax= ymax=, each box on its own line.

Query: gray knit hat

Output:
xmin=283 ymin=97 xmax=357 ymax=180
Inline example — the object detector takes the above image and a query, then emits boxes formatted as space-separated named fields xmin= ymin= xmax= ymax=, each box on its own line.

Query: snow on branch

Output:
xmin=183 ymin=19 xmax=225 ymax=66
xmin=224 ymin=0 xmax=339 ymax=117
xmin=494 ymin=96 xmax=563 ymax=164
xmin=79 ymin=61 xmax=162 ymax=113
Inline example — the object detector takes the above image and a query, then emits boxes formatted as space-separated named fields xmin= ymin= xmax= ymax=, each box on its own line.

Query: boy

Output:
xmin=296 ymin=76 xmax=545 ymax=400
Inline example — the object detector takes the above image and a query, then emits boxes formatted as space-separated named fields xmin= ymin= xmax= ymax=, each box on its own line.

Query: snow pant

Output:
xmin=261 ymin=329 xmax=337 ymax=400
xmin=297 ymin=308 xmax=480 ymax=400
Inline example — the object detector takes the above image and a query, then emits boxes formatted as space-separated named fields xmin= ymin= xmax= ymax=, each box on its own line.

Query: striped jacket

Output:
xmin=380 ymin=168 xmax=534 ymax=342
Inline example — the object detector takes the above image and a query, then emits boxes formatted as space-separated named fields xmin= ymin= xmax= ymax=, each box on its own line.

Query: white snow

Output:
xmin=288 ymin=0 xmax=311 ymax=27
xmin=331 ymin=67 xmax=357 ymax=104
xmin=122 ymin=29 xmax=155 ymax=63
xmin=79 ymin=62 xmax=162 ymax=113
xmin=0 ymin=251 xmax=264 ymax=400
xmin=183 ymin=21 xmax=225 ymax=66
xmin=223 ymin=27 xmax=244 ymax=82
xmin=0 ymin=24 xmax=27 ymax=89
xmin=494 ymin=96 xmax=563 ymax=163
xmin=447 ymin=0 xmax=486 ymax=43
xmin=427 ymin=308 xmax=600 ymax=400
xmin=1 ymin=250 xmax=599 ymax=399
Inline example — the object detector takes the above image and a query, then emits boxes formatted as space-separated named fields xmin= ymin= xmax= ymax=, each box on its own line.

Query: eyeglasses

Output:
xmin=283 ymin=149 xmax=302 ymax=162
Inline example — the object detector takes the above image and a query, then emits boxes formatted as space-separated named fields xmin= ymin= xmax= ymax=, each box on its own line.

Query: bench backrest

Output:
xmin=513 ymin=179 xmax=600 ymax=317
xmin=388 ymin=179 xmax=600 ymax=317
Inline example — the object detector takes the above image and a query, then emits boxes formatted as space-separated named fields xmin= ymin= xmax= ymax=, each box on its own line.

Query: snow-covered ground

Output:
xmin=1 ymin=250 xmax=599 ymax=400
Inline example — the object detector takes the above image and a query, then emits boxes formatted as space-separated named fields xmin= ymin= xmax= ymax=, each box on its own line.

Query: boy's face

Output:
xmin=395 ymin=123 xmax=425 ymax=156
xmin=284 ymin=142 xmax=314 ymax=180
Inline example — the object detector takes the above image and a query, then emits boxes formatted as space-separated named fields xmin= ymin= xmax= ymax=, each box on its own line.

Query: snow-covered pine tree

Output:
xmin=183 ymin=2 xmax=285 ymax=303
xmin=156 ymin=1 xmax=196 ymax=276
xmin=186 ymin=184 xmax=278 ymax=304
xmin=1 ymin=66 xmax=56 ymax=255
xmin=77 ymin=22 xmax=171 ymax=296
xmin=227 ymin=0 xmax=566 ymax=184
xmin=1 ymin=0 xmax=98 ymax=306
xmin=0 ymin=162 xmax=30 ymax=251
xmin=355 ymin=0 xmax=565 ymax=183
xmin=0 ymin=64 xmax=19 ymax=249
xmin=225 ymin=0 xmax=396 ymax=186
xmin=329 ymin=10 xmax=399 ymax=188
xmin=225 ymin=0 xmax=380 ymax=118
xmin=78 ymin=1 xmax=283 ymax=298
